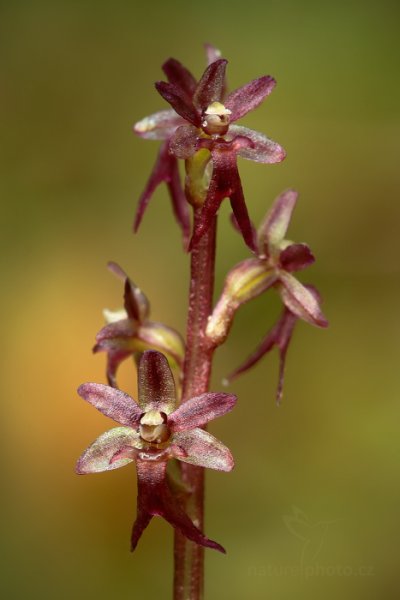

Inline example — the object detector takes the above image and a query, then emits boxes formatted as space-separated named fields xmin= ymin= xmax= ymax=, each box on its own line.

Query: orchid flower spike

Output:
xmin=76 ymin=350 xmax=237 ymax=553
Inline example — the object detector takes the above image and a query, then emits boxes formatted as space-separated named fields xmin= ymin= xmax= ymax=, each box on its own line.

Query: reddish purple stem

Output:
xmin=173 ymin=209 xmax=217 ymax=600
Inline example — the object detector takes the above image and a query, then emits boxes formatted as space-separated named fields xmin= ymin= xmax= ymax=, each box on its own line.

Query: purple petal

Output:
xmin=192 ymin=59 xmax=227 ymax=112
xmin=94 ymin=319 xmax=137 ymax=349
xmin=279 ymin=243 xmax=315 ymax=273
xmin=138 ymin=351 xmax=176 ymax=414
xmin=76 ymin=427 xmax=141 ymax=474
xmin=167 ymin=153 xmax=191 ymax=249
xmin=171 ymin=429 xmax=234 ymax=472
xmin=225 ymin=75 xmax=276 ymax=122
xmin=106 ymin=349 xmax=133 ymax=388
xmin=124 ymin=277 xmax=150 ymax=323
xmin=155 ymin=81 xmax=199 ymax=126
xmin=257 ymin=189 xmax=298 ymax=251
xmin=78 ymin=382 xmax=142 ymax=426
xmin=133 ymin=109 xmax=185 ymax=140
xmin=107 ymin=261 xmax=127 ymax=280
xmin=204 ymin=44 xmax=228 ymax=98
xmin=229 ymin=180 xmax=257 ymax=253
xmin=225 ymin=309 xmax=297 ymax=404
xmin=168 ymin=392 xmax=236 ymax=432
xmin=106 ymin=262 xmax=150 ymax=322
xmin=169 ymin=125 xmax=199 ymax=159
xmin=228 ymin=125 xmax=286 ymax=164
xmin=130 ymin=510 xmax=153 ymax=552
xmin=279 ymin=272 xmax=329 ymax=328
xmin=162 ymin=58 xmax=197 ymax=98
xmin=134 ymin=141 xmax=190 ymax=246
xmin=132 ymin=460 xmax=225 ymax=553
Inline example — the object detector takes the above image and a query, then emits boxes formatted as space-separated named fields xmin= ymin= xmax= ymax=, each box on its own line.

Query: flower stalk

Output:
xmin=174 ymin=209 xmax=217 ymax=599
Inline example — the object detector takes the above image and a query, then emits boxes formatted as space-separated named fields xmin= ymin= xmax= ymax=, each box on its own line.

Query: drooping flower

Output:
xmin=156 ymin=57 xmax=286 ymax=251
xmin=76 ymin=351 xmax=236 ymax=553
xmin=93 ymin=262 xmax=184 ymax=387
xmin=206 ymin=189 xmax=328 ymax=347
xmin=224 ymin=285 xmax=323 ymax=404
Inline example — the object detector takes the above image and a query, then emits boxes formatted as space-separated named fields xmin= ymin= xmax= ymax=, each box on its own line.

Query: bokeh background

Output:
xmin=2 ymin=0 xmax=399 ymax=598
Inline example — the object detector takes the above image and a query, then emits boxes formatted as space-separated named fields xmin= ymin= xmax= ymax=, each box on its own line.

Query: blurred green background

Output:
xmin=1 ymin=0 xmax=399 ymax=598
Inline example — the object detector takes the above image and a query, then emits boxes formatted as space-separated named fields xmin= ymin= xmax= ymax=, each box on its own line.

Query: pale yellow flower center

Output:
xmin=139 ymin=410 xmax=170 ymax=444
xmin=202 ymin=101 xmax=231 ymax=136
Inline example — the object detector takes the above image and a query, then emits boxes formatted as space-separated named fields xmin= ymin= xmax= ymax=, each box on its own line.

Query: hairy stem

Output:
xmin=173 ymin=209 xmax=217 ymax=600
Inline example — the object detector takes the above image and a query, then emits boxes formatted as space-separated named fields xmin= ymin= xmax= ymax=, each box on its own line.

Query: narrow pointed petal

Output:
xmin=193 ymin=59 xmax=227 ymax=112
xmin=107 ymin=261 xmax=128 ymax=281
xmin=162 ymin=58 xmax=197 ymax=97
xmin=229 ymin=125 xmax=286 ymax=164
xmin=155 ymin=81 xmax=199 ymax=126
xmin=224 ymin=320 xmax=282 ymax=384
xmin=172 ymin=429 xmax=234 ymax=472
xmin=225 ymin=308 xmax=297 ymax=404
xmin=204 ymin=44 xmax=228 ymax=97
xmin=279 ymin=243 xmax=315 ymax=273
xmin=105 ymin=349 xmax=132 ymax=388
xmin=134 ymin=141 xmax=189 ymax=244
xmin=133 ymin=109 xmax=185 ymax=140
xmin=169 ymin=124 xmax=199 ymax=159
xmin=168 ymin=392 xmax=237 ymax=432
xmin=77 ymin=383 xmax=142 ymax=426
xmin=107 ymin=262 xmax=150 ymax=322
xmin=274 ymin=307 xmax=304 ymax=404
xmin=167 ymin=155 xmax=191 ymax=249
xmin=257 ymin=189 xmax=298 ymax=250
xmin=76 ymin=427 xmax=141 ymax=474
xmin=135 ymin=460 xmax=225 ymax=553
xmin=229 ymin=177 xmax=257 ymax=253
xmin=94 ymin=319 xmax=137 ymax=349
xmin=124 ymin=276 xmax=150 ymax=322
xmin=130 ymin=509 xmax=153 ymax=552
xmin=189 ymin=144 xmax=255 ymax=252
xmin=138 ymin=351 xmax=176 ymax=413
xmin=279 ymin=272 xmax=328 ymax=327
xmin=225 ymin=75 xmax=276 ymax=122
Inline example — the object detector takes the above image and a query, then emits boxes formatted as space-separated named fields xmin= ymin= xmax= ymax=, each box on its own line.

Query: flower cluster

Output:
xmin=77 ymin=351 xmax=236 ymax=552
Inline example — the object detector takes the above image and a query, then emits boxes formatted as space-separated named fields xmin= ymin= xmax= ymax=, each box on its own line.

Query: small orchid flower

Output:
xmin=206 ymin=189 xmax=328 ymax=346
xmin=156 ymin=57 xmax=285 ymax=251
xmin=224 ymin=286 xmax=323 ymax=404
xmin=76 ymin=350 xmax=236 ymax=553
xmin=93 ymin=262 xmax=184 ymax=387
xmin=133 ymin=48 xmax=222 ymax=248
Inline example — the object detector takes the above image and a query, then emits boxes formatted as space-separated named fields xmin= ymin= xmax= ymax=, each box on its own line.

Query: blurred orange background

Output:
xmin=2 ymin=1 xmax=399 ymax=598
